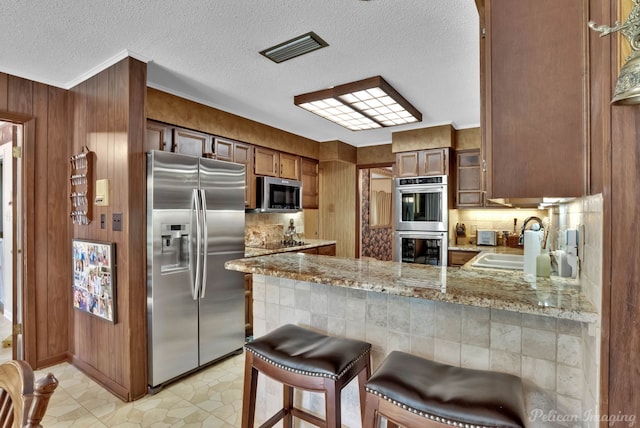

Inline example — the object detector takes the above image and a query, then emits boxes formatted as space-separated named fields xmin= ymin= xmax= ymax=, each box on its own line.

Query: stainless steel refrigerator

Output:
xmin=147 ymin=150 xmax=245 ymax=391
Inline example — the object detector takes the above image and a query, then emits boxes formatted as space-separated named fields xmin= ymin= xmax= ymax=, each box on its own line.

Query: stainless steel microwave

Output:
xmin=256 ymin=176 xmax=302 ymax=212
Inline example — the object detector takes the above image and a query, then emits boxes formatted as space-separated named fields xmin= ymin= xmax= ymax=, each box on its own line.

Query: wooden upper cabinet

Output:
xmin=396 ymin=148 xmax=449 ymax=177
xmin=456 ymin=149 xmax=483 ymax=207
xmin=214 ymin=137 xmax=234 ymax=162
xmin=234 ymin=142 xmax=252 ymax=166
xmin=396 ymin=152 xmax=420 ymax=177
xmin=279 ymin=153 xmax=300 ymax=180
xmin=254 ymin=147 xmax=279 ymax=177
xmin=481 ymin=0 xmax=586 ymax=198
xmin=173 ymin=128 xmax=210 ymax=157
xmin=214 ymin=137 xmax=255 ymax=208
xmin=146 ymin=120 xmax=172 ymax=152
xmin=420 ymin=148 xmax=448 ymax=176
xmin=301 ymin=157 xmax=319 ymax=209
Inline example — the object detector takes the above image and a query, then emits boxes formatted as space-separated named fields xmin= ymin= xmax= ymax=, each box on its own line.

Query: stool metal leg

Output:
xmin=242 ymin=352 xmax=258 ymax=428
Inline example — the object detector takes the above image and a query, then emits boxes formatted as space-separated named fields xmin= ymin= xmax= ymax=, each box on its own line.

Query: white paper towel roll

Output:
xmin=524 ymin=230 xmax=542 ymax=282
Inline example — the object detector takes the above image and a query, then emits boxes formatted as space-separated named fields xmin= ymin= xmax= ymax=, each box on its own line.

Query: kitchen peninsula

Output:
xmin=225 ymin=253 xmax=598 ymax=425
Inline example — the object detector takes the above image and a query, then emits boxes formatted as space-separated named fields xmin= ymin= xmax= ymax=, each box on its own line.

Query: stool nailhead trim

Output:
xmin=245 ymin=346 xmax=370 ymax=380
xmin=365 ymin=387 xmax=492 ymax=428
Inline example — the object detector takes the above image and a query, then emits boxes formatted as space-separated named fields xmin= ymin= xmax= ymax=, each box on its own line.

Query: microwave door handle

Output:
xmin=199 ymin=189 xmax=208 ymax=298
xmin=191 ymin=189 xmax=202 ymax=300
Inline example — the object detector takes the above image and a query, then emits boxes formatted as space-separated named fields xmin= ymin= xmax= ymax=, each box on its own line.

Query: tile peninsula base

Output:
xmin=250 ymin=274 xmax=594 ymax=427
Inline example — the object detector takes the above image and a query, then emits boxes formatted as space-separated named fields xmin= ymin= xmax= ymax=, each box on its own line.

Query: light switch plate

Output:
xmin=113 ymin=213 xmax=122 ymax=231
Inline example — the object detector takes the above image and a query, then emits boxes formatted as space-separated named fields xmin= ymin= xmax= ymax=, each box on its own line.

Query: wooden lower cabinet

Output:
xmin=318 ymin=244 xmax=336 ymax=256
xmin=297 ymin=247 xmax=318 ymax=254
xmin=448 ymin=250 xmax=479 ymax=267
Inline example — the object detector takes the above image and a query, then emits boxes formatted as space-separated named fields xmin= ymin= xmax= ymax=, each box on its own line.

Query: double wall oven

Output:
xmin=394 ymin=175 xmax=448 ymax=266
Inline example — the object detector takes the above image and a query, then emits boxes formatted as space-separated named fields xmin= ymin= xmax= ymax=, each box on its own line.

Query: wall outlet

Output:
xmin=113 ymin=213 xmax=123 ymax=231
xmin=100 ymin=214 xmax=106 ymax=229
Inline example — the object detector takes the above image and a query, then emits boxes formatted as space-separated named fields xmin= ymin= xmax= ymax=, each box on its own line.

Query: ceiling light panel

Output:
xmin=294 ymin=76 xmax=422 ymax=131
xmin=260 ymin=32 xmax=329 ymax=63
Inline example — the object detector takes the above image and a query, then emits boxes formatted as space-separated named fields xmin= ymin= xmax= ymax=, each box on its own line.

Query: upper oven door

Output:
xmin=394 ymin=176 xmax=448 ymax=231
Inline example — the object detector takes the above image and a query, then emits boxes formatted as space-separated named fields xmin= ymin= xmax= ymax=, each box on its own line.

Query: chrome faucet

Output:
xmin=518 ymin=216 xmax=543 ymax=245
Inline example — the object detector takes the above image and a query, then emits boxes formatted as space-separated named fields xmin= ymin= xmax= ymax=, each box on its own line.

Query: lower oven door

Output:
xmin=395 ymin=231 xmax=448 ymax=266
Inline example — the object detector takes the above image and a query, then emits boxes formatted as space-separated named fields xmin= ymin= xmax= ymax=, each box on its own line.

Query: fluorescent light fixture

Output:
xmin=294 ymin=76 xmax=422 ymax=131
xmin=260 ymin=32 xmax=329 ymax=64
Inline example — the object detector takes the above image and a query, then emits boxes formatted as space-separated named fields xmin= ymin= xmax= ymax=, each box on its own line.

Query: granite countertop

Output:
xmin=225 ymin=253 xmax=597 ymax=323
xmin=244 ymin=239 xmax=337 ymax=257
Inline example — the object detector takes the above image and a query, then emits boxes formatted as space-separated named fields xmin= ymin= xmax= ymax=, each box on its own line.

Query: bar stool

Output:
xmin=364 ymin=351 xmax=526 ymax=428
xmin=242 ymin=324 xmax=372 ymax=428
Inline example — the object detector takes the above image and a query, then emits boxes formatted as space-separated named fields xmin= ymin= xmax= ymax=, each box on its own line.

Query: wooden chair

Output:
xmin=0 ymin=360 xmax=58 ymax=428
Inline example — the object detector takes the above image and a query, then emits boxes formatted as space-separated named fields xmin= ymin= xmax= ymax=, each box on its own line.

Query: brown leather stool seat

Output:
xmin=364 ymin=351 xmax=526 ymax=428
xmin=242 ymin=324 xmax=372 ymax=428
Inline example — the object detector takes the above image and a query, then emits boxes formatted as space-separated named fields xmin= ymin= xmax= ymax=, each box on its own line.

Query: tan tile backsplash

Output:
xmin=244 ymin=211 xmax=305 ymax=246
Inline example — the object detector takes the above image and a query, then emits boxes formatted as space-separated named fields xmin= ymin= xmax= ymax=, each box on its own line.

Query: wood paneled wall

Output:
xmin=604 ymin=0 xmax=640 ymax=419
xmin=0 ymin=73 xmax=72 ymax=370
xmin=147 ymin=88 xmax=320 ymax=159
xmin=70 ymin=58 xmax=147 ymax=401
xmin=318 ymin=161 xmax=356 ymax=258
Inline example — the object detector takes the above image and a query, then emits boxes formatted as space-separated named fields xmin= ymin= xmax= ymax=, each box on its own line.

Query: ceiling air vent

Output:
xmin=260 ymin=32 xmax=329 ymax=63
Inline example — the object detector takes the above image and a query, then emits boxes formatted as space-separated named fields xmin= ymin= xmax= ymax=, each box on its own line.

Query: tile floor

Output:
xmin=0 ymin=315 xmax=245 ymax=427
xmin=38 ymin=355 xmax=245 ymax=427
xmin=0 ymin=314 xmax=244 ymax=428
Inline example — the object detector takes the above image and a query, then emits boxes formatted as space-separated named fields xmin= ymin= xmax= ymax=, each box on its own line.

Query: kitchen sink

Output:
xmin=470 ymin=253 xmax=524 ymax=270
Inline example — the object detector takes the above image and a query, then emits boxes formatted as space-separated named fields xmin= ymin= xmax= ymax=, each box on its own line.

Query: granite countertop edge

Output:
xmin=244 ymin=239 xmax=337 ymax=257
xmin=225 ymin=253 xmax=598 ymax=324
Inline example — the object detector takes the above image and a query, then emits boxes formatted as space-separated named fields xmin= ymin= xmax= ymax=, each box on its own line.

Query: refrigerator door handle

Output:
xmin=192 ymin=188 xmax=202 ymax=300
xmin=199 ymin=189 xmax=208 ymax=298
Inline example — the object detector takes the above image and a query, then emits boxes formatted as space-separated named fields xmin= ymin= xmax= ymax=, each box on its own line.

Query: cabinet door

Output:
xmin=234 ymin=142 xmax=255 ymax=208
xmin=279 ymin=153 xmax=300 ymax=179
xmin=448 ymin=250 xmax=479 ymax=267
xmin=456 ymin=149 xmax=483 ymax=207
xmin=396 ymin=152 xmax=420 ymax=177
xmin=254 ymin=147 xmax=279 ymax=176
xmin=214 ymin=138 xmax=234 ymax=162
xmin=297 ymin=247 xmax=318 ymax=254
xmin=301 ymin=157 xmax=319 ymax=209
xmin=146 ymin=121 xmax=172 ymax=152
xmin=482 ymin=0 xmax=585 ymax=198
xmin=318 ymin=244 xmax=336 ymax=256
xmin=419 ymin=148 xmax=448 ymax=176
xmin=173 ymin=128 xmax=209 ymax=157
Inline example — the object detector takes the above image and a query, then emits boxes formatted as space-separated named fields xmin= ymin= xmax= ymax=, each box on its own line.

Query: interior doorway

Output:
xmin=0 ymin=121 xmax=22 ymax=362
xmin=357 ymin=165 xmax=394 ymax=261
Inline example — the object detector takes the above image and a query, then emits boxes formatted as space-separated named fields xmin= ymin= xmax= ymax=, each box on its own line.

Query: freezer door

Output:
xmin=198 ymin=158 xmax=246 ymax=364
xmin=147 ymin=151 xmax=200 ymax=387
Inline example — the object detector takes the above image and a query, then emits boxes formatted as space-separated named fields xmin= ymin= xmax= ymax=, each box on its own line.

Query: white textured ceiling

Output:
xmin=0 ymin=0 xmax=480 ymax=147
